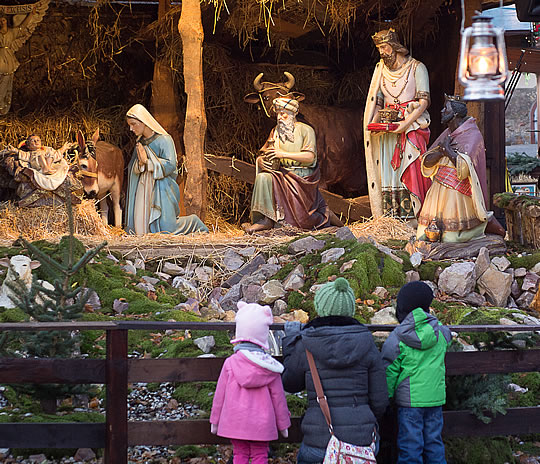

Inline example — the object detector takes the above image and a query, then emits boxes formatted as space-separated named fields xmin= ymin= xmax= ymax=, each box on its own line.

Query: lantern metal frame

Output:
xmin=458 ymin=15 xmax=509 ymax=101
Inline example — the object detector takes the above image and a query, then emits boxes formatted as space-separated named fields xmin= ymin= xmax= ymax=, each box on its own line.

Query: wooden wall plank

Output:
xmin=0 ymin=423 xmax=105 ymax=448
xmin=0 ymin=359 xmax=106 ymax=384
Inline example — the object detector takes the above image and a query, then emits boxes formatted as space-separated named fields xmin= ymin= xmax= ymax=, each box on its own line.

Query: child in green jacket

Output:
xmin=381 ymin=281 xmax=452 ymax=464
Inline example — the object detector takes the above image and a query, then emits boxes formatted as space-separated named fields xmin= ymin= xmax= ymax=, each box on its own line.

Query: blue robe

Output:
xmin=125 ymin=133 xmax=208 ymax=235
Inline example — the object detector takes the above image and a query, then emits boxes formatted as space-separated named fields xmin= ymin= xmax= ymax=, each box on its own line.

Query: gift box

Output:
xmin=367 ymin=122 xmax=399 ymax=132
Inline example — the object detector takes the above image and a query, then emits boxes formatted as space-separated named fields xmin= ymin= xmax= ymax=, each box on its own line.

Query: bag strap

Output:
xmin=305 ymin=349 xmax=333 ymax=433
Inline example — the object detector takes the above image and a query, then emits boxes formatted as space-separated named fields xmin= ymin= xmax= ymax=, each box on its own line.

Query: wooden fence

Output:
xmin=0 ymin=321 xmax=539 ymax=463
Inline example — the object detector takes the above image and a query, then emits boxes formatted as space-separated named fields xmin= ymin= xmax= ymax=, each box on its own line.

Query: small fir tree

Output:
xmin=9 ymin=183 xmax=106 ymax=413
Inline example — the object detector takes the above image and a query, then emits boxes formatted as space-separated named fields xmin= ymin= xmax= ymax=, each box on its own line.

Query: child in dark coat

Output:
xmin=381 ymin=281 xmax=452 ymax=464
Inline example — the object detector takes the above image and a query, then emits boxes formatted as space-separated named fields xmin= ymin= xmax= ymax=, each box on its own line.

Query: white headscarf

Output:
xmin=126 ymin=104 xmax=169 ymax=136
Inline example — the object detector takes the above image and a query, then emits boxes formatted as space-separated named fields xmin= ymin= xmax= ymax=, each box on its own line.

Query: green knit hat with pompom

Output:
xmin=314 ymin=277 xmax=356 ymax=317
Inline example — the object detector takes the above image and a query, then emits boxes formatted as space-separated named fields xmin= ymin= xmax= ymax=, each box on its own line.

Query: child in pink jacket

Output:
xmin=210 ymin=301 xmax=291 ymax=464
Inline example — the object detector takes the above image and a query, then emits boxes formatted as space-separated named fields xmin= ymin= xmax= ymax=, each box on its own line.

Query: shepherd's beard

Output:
xmin=277 ymin=118 xmax=296 ymax=143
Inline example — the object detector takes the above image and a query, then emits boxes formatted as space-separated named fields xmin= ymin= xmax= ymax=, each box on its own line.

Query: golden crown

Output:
xmin=372 ymin=28 xmax=399 ymax=46
xmin=444 ymin=94 xmax=463 ymax=102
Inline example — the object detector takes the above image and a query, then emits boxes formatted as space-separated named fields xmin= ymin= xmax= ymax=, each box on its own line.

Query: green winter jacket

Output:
xmin=381 ymin=308 xmax=452 ymax=407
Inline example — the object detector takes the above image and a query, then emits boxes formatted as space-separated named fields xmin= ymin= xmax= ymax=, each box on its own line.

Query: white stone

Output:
xmin=172 ymin=276 xmax=198 ymax=299
xmin=370 ymin=307 xmax=398 ymax=325
xmin=372 ymin=286 xmax=389 ymax=299
xmin=136 ymin=282 xmax=155 ymax=292
xmin=162 ymin=262 xmax=184 ymax=276
xmin=121 ymin=263 xmax=137 ymax=275
xmin=288 ymin=236 xmax=326 ymax=254
xmin=335 ymin=226 xmax=356 ymax=241
xmin=477 ymin=266 xmax=513 ymax=307
xmin=410 ymin=252 xmax=422 ymax=268
xmin=491 ymin=255 xmax=511 ymax=272
xmin=260 ymin=280 xmax=286 ymax=304
xmin=521 ymin=272 xmax=540 ymax=292
xmin=283 ymin=273 xmax=305 ymax=292
xmin=406 ymin=270 xmax=420 ymax=283
xmin=223 ymin=250 xmax=244 ymax=271
xmin=134 ymin=258 xmax=145 ymax=270
xmin=194 ymin=335 xmax=215 ymax=354
xmin=438 ymin=262 xmax=476 ymax=298
xmin=321 ymin=247 xmax=345 ymax=264
xmin=475 ymin=247 xmax=490 ymax=278
xmin=195 ymin=266 xmax=214 ymax=283
xmin=155 ymin=272 xmax=172 ymax=281
xmin=339 ymin=259 xmax=357 ymax=273
xmin=238 ymin=246 xmax=256 ymax=257
xmin=530 ymin=262 xmax=540 ymax=273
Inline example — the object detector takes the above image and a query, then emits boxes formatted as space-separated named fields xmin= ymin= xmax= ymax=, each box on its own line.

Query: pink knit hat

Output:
xmin=230 ymin=301 xmax=274 ymax=350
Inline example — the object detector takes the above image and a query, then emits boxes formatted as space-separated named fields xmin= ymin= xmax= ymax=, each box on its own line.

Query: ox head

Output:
xmin=74 ymin=129 xmax=100 ymax=199
xmin=244 ymin=72 xmax=305 ymax=118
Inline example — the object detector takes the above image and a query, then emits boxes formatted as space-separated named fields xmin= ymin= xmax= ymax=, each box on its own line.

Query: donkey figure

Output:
xmin=74 ymin=129 xmax=124 ymax=228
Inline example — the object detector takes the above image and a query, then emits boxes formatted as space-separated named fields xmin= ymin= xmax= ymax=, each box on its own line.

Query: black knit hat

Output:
xmin=395 ymin=281 xmax=433 ymax=323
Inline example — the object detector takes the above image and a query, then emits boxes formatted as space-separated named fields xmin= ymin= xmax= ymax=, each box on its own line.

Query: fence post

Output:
xmin=105 ymin=329 xmax=128 ymax=464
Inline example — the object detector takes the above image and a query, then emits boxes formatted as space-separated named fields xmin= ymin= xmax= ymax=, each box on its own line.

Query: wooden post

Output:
xmin=151 ymin=0 xmax=186 ymax=216
xmin=105 ymin=330 xmax=128 ymax=464
xmin=178 ymin=0 xmax=207 ymax=220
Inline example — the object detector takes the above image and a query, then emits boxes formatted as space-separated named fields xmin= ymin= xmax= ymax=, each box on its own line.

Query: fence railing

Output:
xmin=0 ymin=322 xmax=539 ymax=463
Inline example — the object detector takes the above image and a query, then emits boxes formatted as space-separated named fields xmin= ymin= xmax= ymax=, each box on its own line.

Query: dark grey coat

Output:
xmin=281 ymin=316 xmax=389 ymax=450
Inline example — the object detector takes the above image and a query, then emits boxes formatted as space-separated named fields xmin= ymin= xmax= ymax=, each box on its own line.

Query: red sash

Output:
xmin=435 ymin=165 xmax=472 ymax=196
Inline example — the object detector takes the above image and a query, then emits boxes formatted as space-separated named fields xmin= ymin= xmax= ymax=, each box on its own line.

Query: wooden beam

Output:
xmin=204 ymin=154 xmax=372 ymax=221
xmin=179 ymin=0 xmax=207 ymax=220
xmin=0 ymin=358 xmax=106 ymax=383
xmin=0 ymin=423 xmax=105 ymax=448
xmin=105 ymin=329 xmax=128 ymax=464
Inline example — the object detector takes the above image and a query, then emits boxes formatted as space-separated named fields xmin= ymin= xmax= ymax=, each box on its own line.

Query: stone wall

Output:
xmin=506 ymin=86 xmax=537 ymax=146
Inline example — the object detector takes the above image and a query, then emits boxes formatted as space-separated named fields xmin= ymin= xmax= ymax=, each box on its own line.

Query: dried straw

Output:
xmin=0 ymin=200 xmax=115 ymax=241
xmin=349 ymin=215 xmax=416 ymax=242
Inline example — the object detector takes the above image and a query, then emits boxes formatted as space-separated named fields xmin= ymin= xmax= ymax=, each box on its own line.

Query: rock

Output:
xmin=522 ymin=272 xmax=540 ymax=292
xmin=335 ymin=226 xmax=356 ymax=241
xmin=254 ymin=263 xmax=281 ymax=279
xmin=121 ymin=263 xmax=137 ymax=275
xmin=162 ymin=262 xmax=184 ymax=276
xmin=516 ymin=291 xmax=536 ymax=309
xmin=491 ymin=255 xmax=511 ymax=272
xmin=242 ymin=284 xmax=264 ymax=303
xmin=462 ymin=292 xmax=486 ymax=307
xmin=405 ymin=270 xmax=420 ymax=283
xmin=155 ymin=271 xmax=172 ymax=281
xmin=410 ymin=251 xmax=423 ymax=268
xmin=505 ymin=268 xmax=515 ymax=279
xmin=507 ymin=383 xmax=528 ymax=394
xmin=292 ymin=309 xmax=309 ymax=323
xmin=220 ymin=283 xmax=242 ymax=311
xmin=260 ymin=280 xmax=286 ymax=304
xmin=28 ymin=454 xmax=47 ymax=463
xmin=511 ymin=280 xmax=522 ymax=299
xmin=222 ymin=310 xmax=236 ymax=322
xmin=511 ymin=339 xmax=527 ymax=349
xmin=339 ymin=259 xmax=357 ymax=273
xmin=200 ymin=307 xmax=223 ymax=320
xmin=499 ymin=317 xmax=518 ymax=326
xmin=310 ymin=283 xmax=325 ymax=294
xmin=423 ymin=280 xmax=439 ymax=298
xmin=507 ymin=296 xmax=519 ymax=309
xmin=267 ymin=256 xmax=280 ymax=265
xmin=0 ymin=449 xmax=9 ymax=458
xmin=223 ymin=254 xmax=266 ymax=288
xmin=83 ymin=288 xmax=101 ymax=311
xmin=74 ymin=448 xmax=96 ymax=462
xmin=283 ymin=273 xmax=305 ymax=292
xmin=194 ymin=335 xmax=215 ymax=353
xmin=477 ymin=266 xmax=513 ymax=307
xmin=515 ymin=267 xmax=527 ymax=278
xmin=195 ymin=266 xmax=214 ymax=283
xmin=136 ymin=282 xmax=155 ymax=292
xmin=113 ymin=298 xmax=129 ymax=314
xmin=372 ymin=286 xmax=389 ymax=299
xmin=106 ymin=253 xmax=118 ymax=263
xmin=278 ymin=254 xmax=293 ymax=265
xmin=238 ymin=246 xmax=256 ymax=257
xmin=523 ymin=314 xmax=540 ymax=325
xmin=370 ymin=307 xmax=398 ymax=325
xmin=438 ymin=262 xmax=476 ymax=298
xmin=175 ymin=298 xmax=200 ymax=314
xmin=171 ymin=277 xmax=198 ymax=299
xmin=273 ymin=299 xmax=288 ymax=316
xmin=321 ymin=247 xmax=345 ymax=263
xmin=530 ymin=262 xmax=540 ymax=273
xmin=433 ymin=266 xmax=444 ymax=284
xmin=288 ymin=236 xmax=326 ymax=254
xmin=166 ymin=398 xmax=179 ymax=411
xmin=142 ymin=275 xmax=160 ymax=285
xmin=134 ymin=258 xmax=145 ymax=270
xmin=475 ymin=247 xmax=490 ymax=277
xmin=223 ymin=249 xmax=244 ymax=271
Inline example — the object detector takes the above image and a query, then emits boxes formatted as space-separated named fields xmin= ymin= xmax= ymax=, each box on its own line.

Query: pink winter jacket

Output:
xmin=210 ymin=350 xmax=291 ymax=441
